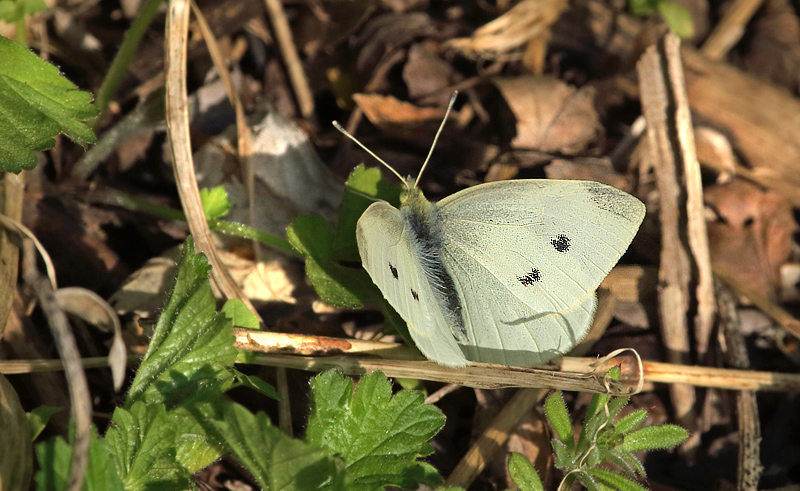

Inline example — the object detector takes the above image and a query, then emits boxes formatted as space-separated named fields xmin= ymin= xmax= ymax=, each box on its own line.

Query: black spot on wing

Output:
xmin=411 ymin=289 xmax=419 ymax=301
xmin=552 ymin=234 xmax=570 ymax=253
xmin=389 ymin=263 xmax=398 ymax=279
xmin=517 ymin=268 xmax=541 ymax=286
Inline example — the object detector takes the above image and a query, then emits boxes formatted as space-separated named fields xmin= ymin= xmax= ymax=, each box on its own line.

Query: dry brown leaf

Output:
xmin=446 ymin=0 xmax=566 ymax=59
xmin=402 ymin=42 xmax=456 ymax=104
xmin=741 ymin=0 xmax=800 ymax=93
xmin=705 ymin=178 xmax=796 ymax=301
xmin=353 ymin=93 xmax=449 ymax=140
xmin=544 ymin=158 xmax=632 ymax=192
xmin=493 ymin=76 xmax=599 ymax=153
xmin=354 ymin=12 xmax=437 ymax=75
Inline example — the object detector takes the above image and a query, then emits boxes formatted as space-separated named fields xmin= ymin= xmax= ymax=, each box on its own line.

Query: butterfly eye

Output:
xmin=551 ymin=234 xmax=571 ymax=253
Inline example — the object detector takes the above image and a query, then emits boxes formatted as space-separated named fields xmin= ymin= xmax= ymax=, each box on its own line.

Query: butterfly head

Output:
xmin=399 ymin=177 xmax=432 ymax=212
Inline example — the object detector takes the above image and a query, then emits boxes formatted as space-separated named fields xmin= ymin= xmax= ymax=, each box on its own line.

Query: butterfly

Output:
xmin=335 ymin=94 xmax=645 ymax=367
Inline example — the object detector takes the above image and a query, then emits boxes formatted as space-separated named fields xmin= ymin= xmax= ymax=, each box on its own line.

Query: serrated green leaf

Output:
xmin=614 ymin=409 xmax=648 ymax=435
xmin=307 ymin=370 xmax=446 ymax=491
xmin=657 ymin=1 xmax=695 ymax=38
xmin=544 ymin=392 xmax=574 ymax=451
xmin=221 ymin=298 xmax=259 ymax=330
xmin=105 ymin=402 xmax=222 ymax=491
xmin=0 ymin=35 xmax=97 ymax=172
xmin=199 ymin=186 xmax=232 ymax=220
xmin=35 ymin=425 xmax=124 ymax=491
xmin=27 ymin=405 xmax=65 ymax=442
xmin=126 ymin=238 xmax=237 ymax=407
xmin=507 ymin=452 xmax=544 ymax=491
xmin=198 ymin=401 xmax=346 ymax=490
xmin=231 ymin=369 xmax=281 ymax=400
xmin=1 ymin=372 xmax=32 ymax=490
xmin=623 ymin=424 xmax=688 ymax=452
xmin=587 ymin=468 xmax=649 ymax=491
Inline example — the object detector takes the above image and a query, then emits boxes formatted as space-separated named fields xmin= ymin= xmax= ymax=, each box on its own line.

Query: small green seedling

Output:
xmin=508 ymin=367 xmax=689 ymax=491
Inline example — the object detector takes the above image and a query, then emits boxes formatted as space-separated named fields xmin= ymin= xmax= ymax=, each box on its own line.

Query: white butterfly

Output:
xmin=336 ymin=94 xmax=645 ymax=367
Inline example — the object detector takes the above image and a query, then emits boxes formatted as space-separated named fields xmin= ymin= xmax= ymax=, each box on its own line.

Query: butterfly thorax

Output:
xmin=400 ymin=185 xmax=468 ymax=343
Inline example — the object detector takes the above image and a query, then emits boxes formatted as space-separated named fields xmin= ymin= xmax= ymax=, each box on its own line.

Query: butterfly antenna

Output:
xmin=414 ymin=91 xmax=458 ymax=188
xmin=333 ymin=121 xmax=407 ymax=188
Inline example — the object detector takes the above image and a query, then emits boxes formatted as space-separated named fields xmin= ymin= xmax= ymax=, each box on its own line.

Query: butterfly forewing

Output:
xmin=356 ymin=201 xmax=469 ymax=366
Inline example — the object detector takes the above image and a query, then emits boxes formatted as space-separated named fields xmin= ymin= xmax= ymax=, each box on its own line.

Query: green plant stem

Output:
xmin=99 ymin=190 xmax=299 ymax=256
xmin=93 ymin=0 xmax=162 ymax=129
xmin=15 ymin=18 xmax=27 ymax=47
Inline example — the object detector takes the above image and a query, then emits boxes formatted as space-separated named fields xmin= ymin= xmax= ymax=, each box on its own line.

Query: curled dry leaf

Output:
xmin=55 ymin=287 xmax=127 ymax=391
xmin=446 ymin=0 xmax=567 ymax=58
xmin=493 ymin=76 xmax=600 ymax=153
xmin=353 ymin=93 xmax=449 ymax=140
xmin=705 ymin=178 xmax=796 ymax=301
xmin=195 ymin=110 xmax=343 ymax=237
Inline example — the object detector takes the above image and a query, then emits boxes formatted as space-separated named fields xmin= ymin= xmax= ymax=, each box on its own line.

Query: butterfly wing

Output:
xmin=357 ymin=201 xmax=469 ymax=366
xmin=438 ymin=179 xmax=644 ymax=365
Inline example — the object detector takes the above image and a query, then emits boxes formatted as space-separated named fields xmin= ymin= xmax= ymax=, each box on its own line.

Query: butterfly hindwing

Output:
xmin=437 ymin=179 xmax=644 ymax=365
xmin=356 ymin=201 xmax=469 ymax=366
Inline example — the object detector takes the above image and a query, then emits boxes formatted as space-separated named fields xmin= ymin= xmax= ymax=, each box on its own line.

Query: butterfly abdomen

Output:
xmin=401 ymin=194 xmax=468 ymax=342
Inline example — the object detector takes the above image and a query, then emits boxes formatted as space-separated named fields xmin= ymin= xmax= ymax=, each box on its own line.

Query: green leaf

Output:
xmin=199 ymin=186 xmax=232 ymax=220
xmin=1 ymin=373 xmax=32 ymax=490
xmin=614 ymin=409 xmax=648 ymax=435
xmin=0 ymin=35 xmax=97 ymax=173
xmin=544 ymin=392 xmax=574 ymax=451
xmin=618 ymin=448 xmax=647 ymax=477
xmin=597 ymin=448 xmax=639 ymax=477
xmin=105 ymin=402 xmax=222 ymax=491
xmin=623 ymin=424 xmax=689 ymax=452
xmin=657 ymin=1 xmax=695 ymax=38
xmin=197 ymin=401 xmax=346 ymax=490
xmin=628 ymin=0 xmax=657 ymax=16
xmin=231 ymin=369 xmax=281 ymax=400
xmin=507 ymin=452 xmax=544 ymax=491
xmin=221 ymin=298 xmax=259 ymax=329
xmin=551 ymin=438 xmax=574 ymax=470
xmin=586 ymin=468 xmax=649 ymax=491
xmin=27 ymin=405 xmax=65 ymax=441
xmin=126 ymin=238 xmax=237 ymax=407
xmin=574 ymin=470 xmax=602 ymax=491
xmin=35 ymin=425 xmax=125 ymax=491
xmin=331 ymin=165 xmax=402 ymax=261
xmin=306 ymin=370 xmax=446 ymax=491
xmin=287 ymin=214 xmax=369 ymax=308
xmin=0 ymin=0 xmax=45 ymax=22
